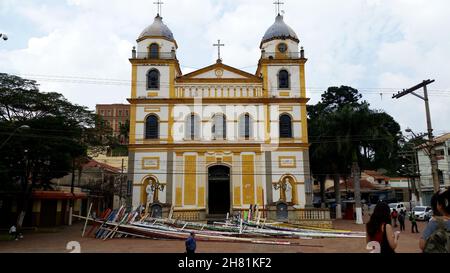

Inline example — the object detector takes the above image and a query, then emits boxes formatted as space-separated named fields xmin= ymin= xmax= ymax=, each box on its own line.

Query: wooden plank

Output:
xmin=81 ymin=203 xmax=93 ymax=238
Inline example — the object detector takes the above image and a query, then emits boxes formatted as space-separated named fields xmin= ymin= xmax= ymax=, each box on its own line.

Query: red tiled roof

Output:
xmin=435 ymin=133 xmax=450 ymax=144
xmin=416 ymin=133 xmax=450 ymax=149
xmin=83 ymin=159 xmax=121 ymax=173
xmin=326 ymin=179 xmax=382 ymax=193
xmin=363 ymin=170 xmax=389 ymax=180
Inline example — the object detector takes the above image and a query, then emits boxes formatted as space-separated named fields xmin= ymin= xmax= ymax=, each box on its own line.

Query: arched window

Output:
xmin=185 ymin=114 xmax=200 ymax=140
xmin=149 ymin=43 xmax=159 ymax=59
xmin=278 ymin=69 xmax=290 ymax=89
xmin=145 ymin=115 xmax=159 ymax=139
xmin=279 ymin=114 xmax=292 ymax=138
xmin=212 ymin=114 xmax=226 ymax=140
xmin=239 ymin=113 xmax=253 ymax=140
xmin=147 ymin=69 xmax=160 ymax=90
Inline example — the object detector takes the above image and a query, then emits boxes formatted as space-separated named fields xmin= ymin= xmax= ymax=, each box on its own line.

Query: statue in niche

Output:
xmin=285 ymin=178 xmax=293 ymax=204
xmin=146 ymin=183 xmax=155 ymax=206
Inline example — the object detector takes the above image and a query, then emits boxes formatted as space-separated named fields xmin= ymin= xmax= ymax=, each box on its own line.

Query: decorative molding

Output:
xmin=128 ymin=97 xmax=310 ymax=104
xmin=278 ymin=156 xmax=297 ymax=168
xmin=141 ymin=157 xmax=160 ymax=170
xmin=144 ymin=107 xmax=161 ymax=112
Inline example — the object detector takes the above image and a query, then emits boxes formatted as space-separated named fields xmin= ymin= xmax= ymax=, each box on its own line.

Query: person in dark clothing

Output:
xmin=410 ymin=212 xmax=419 ymax=233
xmin=391 ymin=209 xmax=398 ymax=227
xmin=398 ymin=210 xmax=406 ymax=231
xmin=366 ymin=202 xmax=400 ymax=253
xmin=185 ymin=232 xmax=196 ymax=254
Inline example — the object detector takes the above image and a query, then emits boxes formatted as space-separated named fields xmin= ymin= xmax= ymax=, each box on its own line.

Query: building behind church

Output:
xmin=127 ymin=9 xmax=316 ymax=221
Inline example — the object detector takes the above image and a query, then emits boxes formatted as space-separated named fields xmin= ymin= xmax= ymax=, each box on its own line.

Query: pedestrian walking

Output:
xmin=398 ymin=210 xmax=406 ymax=231
xmin=9 ymin=225 xmax=18 ymax=241
xmin=366 ymin=202 xmax=400 ymax=254
xmin=410 ymin=211 xmax=419 ymax=233
xmin=391 ymin=209 xmax=398 ymax=228
xmin=185 ymin=232 xmax=197 ymax=254
xmin=420 ymin=189 xmax=450 ymax=253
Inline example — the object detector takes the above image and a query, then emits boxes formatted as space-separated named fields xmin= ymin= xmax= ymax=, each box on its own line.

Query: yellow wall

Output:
xmin=257 ymin=185 xmax=263 ymax=206
xmin=300 ymin=63 xmax=306 ymax=99
xmin=130 ymin=104 xmax=137 ymax=144
xmin=175 ymin=188 xmax=182 ymax=206
xmin=301 ymin=104 xmax=308 ymax=143
xmin=184 ymin=155 xmax=197 ymax=205
xmin=233 ymin=186 xmax=241 ymax=206
xmin=131 ymin=64 xmax=137 ymax=98
xmin=198 ymin=187 xmax=205 ymax=207
xmin=141 ymin=178 xmax=150 ymax=205
xmin=242 ymin=154 xmax=255 ymax=204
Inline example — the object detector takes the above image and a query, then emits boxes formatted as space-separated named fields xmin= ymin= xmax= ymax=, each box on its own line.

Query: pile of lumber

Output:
xmin=73 ymin=205 xmax=365 ymax=247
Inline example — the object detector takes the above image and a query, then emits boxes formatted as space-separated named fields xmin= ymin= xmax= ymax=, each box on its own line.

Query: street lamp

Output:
xmin=0 ymin=125 xmax=30 ymax=150
xmin=149 ymin=180 xmax=165 ymax=203
xmin=273 ymin=180 xmax=287 ymax=202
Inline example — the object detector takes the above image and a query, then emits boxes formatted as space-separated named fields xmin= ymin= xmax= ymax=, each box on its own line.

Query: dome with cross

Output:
xmin=138 ymin=14 xmax=175 ymax=42
xmin=261 ymin=14 xmax=299 ymax=46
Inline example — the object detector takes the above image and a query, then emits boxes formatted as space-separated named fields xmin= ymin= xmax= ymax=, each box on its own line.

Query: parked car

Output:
xmin=389 ymin=203 xmax=406 ymax=213
xmin=412 ymin=206 xmax=433 ymax=221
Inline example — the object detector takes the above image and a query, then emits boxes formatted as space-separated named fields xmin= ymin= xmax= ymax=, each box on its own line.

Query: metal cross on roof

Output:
xmin=213 ymin=39 xmax=225 ymax=61
xmin=154 ymin=1 xmax=164 ymax=16
xmin=274 ymin=0 xmax=284 ymax=15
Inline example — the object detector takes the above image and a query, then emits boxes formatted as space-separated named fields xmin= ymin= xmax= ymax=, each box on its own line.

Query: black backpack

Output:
xmin=423 ymin=219 xmax=450 ymax=253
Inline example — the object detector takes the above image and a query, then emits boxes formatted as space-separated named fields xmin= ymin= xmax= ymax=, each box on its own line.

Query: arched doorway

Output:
xmin=208 ymin=165 xmax=231 ymax=215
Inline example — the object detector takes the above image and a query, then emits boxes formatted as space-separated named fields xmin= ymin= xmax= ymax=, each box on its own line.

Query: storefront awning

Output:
xmin=32 ymin=191 xmax=87 ymax=200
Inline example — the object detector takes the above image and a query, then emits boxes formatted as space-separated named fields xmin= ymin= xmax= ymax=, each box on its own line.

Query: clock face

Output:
xmin=278 ymin=43 xmax=288 ymax=53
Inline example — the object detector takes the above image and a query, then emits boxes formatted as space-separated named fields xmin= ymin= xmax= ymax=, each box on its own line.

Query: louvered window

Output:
xmin=147 ymin=69 xmax=160 ymax=89
xmin=186 ymin=114 xmax=200 ymax=140
xmin=145 ymin=115 xmax=159 ymax=139
xmin=280 ymin=114 xmax=292 ymax=138
xmin=278 ymin=70 xmax=290 ymax=89
xmin=212 ymin=114 xmax=226 ymax=140
xmin=149 ymin=43 xmax=159 ymax=59
xmin=239 ymin=114 xmax=253 ymax=139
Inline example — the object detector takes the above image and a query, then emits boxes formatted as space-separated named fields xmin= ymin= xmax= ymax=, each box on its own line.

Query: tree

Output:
xmin=0 ymin=73 xmax=106 ymax=228
xmin=308 ymin=86 xmax=402 ymax=221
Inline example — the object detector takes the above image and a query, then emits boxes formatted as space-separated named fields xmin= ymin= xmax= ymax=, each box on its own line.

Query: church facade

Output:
xmin=128 ymin=12 xmax=312 ymax=220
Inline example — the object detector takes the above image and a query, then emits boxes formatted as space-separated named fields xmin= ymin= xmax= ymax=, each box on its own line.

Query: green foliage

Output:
xmin=0 ymin=73 xmax=112 ymax=190
xmin=308 ymin=86 xmax=402 ymax=179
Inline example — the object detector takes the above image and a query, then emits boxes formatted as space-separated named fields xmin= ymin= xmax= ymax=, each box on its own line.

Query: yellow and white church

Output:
xmin=127 ymin=10 xmax=313 ymax=221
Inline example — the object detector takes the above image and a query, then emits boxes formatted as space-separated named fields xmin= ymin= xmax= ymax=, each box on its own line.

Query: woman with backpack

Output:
xmin=366 ymin=202 xmax=400 ymax=254
xmin=420 ymin=189 xmax=450 ymax=253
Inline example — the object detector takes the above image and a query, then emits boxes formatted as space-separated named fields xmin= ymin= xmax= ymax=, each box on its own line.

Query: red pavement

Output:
xmin=0 ymin=219 xmax=427 ymax=253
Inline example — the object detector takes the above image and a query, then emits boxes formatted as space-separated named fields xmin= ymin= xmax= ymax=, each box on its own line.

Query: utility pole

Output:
xmin=120 ymin=158 xmax=124 ymax=207
xmin=68 ymin=158 xmax=75 ymax=226
xmin=393 ymin=80 xmax=440 ymax=193
xmin=352 ymin=160 xmax=363 ymax=225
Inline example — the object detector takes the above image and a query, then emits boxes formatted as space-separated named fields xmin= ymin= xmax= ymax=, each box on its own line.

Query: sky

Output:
xmin=1 ymin=0 xmax=449 ymax=136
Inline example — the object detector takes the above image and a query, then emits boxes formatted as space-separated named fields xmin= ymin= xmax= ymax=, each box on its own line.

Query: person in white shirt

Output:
xmin=9 ymin=225 xmax=18 ymax=240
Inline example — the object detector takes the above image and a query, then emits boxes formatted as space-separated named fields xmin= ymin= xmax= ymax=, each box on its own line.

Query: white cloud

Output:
xmin=0 ymin=0 xmax=449 ymax=134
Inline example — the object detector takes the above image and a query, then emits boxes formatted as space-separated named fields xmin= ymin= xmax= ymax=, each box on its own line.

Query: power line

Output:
xmin=6 ymin=72 xmax=450 ymax=95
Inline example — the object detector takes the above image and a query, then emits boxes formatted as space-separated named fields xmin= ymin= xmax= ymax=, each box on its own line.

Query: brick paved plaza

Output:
xmin=0 ymin=218 xmax=428 ymax=253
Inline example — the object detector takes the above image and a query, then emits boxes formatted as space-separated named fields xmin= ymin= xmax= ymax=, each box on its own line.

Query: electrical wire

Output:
xmin=6 ymin=72 xmax=450 ymax=96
